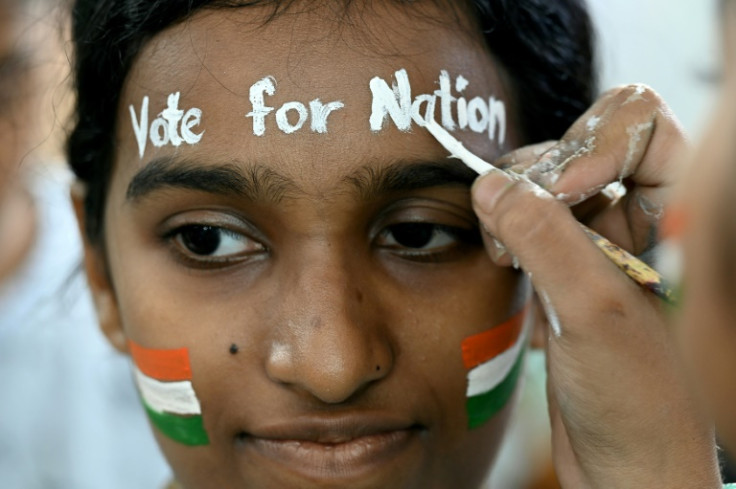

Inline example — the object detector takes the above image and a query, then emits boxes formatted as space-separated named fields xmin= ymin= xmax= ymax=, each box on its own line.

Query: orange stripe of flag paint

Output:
xmin=128 ymin=340 xmax=192 ymax=381
xmin=461 ymin=309 xmax=525 ymax=370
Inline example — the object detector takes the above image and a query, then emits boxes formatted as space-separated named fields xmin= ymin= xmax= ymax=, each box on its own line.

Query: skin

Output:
xmin=677 ymin=1 xmax=736 ymax=455
xmin=472 ymin=78 xmax=722 ymax=486
xmin=0 ymin=0 xmax=36 ymax=281
xmin=76 ymin=3 xmax=528 ymax=489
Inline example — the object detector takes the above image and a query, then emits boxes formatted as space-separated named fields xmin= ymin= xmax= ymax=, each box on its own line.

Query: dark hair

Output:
xmin=67 ymin=0 xmax=597 ymax=243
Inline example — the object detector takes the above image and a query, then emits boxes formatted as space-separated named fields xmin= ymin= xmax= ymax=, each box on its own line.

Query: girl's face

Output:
xmin=87 ymin=4 xmax=527 ymax=488
xmin=676 ymin=2 xmax=736 ymax=453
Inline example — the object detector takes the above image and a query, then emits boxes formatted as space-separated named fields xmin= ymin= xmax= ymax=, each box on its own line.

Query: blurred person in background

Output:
xmin=0 ymin=0 xmax=170 ymax=487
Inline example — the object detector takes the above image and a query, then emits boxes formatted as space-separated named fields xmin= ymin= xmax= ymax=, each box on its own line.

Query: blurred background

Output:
xmin=0 ymin=0 xmax=725 ymax=488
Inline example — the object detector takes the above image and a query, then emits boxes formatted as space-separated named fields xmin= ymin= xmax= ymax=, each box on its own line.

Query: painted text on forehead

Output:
xmin=118 ymin=5 xmax=512 ymax=169
xmin=125 ymin=68 xmax=507 ymax=161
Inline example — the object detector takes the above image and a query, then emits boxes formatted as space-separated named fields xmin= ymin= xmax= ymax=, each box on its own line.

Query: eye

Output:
xmin=381 ymin=223 xmax=457 ymax=250
xmin=172 ymin=225 xmax=264 ymax=260
xmin=376 ymin=222 xmax=481 ymax=262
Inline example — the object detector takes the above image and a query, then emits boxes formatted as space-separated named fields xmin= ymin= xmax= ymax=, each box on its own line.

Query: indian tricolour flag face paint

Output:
xmin=128 ymin=340 xmax=210 ymax=446
xmin=462 ymin=309 xmax=529 ymax=429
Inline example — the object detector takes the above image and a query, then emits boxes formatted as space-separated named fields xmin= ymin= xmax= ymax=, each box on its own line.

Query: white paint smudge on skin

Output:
xmin=621 ymin=121 xmax=654 ymax=181
xmin=637 ymin=193 xmax=664 ymax=220
xmin=623 ymin=84 xmax=648 ymax=106
xmin=512 ymin=255 xmax=520 ymax=270
xmin=525 ymin=157 xmax=560 ymax=187
xmin=538 ymin=289 xmax=562 ymax=337
xmin=586 ymin=115 xmax=601 ymax=132
xmin=491 ymin=238 xmax=507 ymax=262
xmin=555 ymin=182 xmax=608 ymax=206
xmin=556 ymin=135 xmax=597 ymax=173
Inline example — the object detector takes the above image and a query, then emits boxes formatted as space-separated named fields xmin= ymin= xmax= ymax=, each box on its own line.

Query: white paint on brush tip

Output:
xmin=425 ymin=119 xmax=496 ymax=174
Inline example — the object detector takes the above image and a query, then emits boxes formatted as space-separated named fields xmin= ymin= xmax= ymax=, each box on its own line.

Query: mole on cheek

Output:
xmin=229 ymin=344 xmax=239 ymax=355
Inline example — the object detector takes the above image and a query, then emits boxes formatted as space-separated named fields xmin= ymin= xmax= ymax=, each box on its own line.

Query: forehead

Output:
xmin=116 ymin=3 xmax=514 ymax=182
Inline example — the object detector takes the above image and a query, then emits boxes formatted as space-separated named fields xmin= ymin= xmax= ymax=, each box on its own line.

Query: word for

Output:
xmin=370 ymin=69 xmax=506 ymax=145
xmin=129 ymin=92 xmax=204 ymax=159
xmin=246 ymin=76 xmax=345 ymax=136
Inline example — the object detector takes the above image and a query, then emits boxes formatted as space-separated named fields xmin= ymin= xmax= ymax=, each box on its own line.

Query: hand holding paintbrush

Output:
xmin=429 ymin=84 xmax=719 ymax=489
xmin=425 ymin=118 xmax=679 ymax=305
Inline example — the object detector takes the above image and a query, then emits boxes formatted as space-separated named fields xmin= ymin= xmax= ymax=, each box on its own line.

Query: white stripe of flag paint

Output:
xmin=462 ymin=309 xmax=529 ymax=429
xmin=128 ymin=340 xmax=209 ymax=446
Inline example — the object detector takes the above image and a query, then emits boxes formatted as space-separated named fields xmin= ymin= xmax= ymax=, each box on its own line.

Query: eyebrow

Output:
xmin=126 ymin=157 xmax=297 ymax=204
xmin=125 ymin=156 xmax=479 ymax=205
xmin=344 ymin=159 xmax=478 ymax=200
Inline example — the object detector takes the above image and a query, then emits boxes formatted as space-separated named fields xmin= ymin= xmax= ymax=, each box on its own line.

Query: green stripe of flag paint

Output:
xmin=466 ymin=349 xmax=525 ymax=429
xmin=143 ymin=401 xmax=210 ymax=446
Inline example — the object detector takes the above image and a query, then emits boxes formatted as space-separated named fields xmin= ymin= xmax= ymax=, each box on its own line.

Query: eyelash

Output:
xmin=163 ymin=224 xmax=267 ymax=269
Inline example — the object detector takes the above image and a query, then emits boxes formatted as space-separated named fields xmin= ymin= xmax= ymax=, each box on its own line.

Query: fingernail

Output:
xmin=473 ymin=171 xmax=517 ymax=216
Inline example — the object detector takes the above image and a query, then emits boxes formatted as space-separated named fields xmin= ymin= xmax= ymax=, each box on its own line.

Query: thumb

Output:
xmin=471 ymin=170 xmax=643 ymax=330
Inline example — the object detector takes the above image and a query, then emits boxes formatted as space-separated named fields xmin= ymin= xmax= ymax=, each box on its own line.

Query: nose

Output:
xmin=265 ymin=249 xmax=394 ymax=404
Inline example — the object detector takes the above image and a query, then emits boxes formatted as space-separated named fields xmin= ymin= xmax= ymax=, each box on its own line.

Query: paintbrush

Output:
xmin=424 ymin=119 xmax=679 ymax=306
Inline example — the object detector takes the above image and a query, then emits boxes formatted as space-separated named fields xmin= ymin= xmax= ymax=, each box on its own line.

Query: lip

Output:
xmin=238 ymin=414 xmax=423 ymax=481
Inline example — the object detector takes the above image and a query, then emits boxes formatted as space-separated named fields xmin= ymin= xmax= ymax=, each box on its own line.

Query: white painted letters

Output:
xmin=129 ymin=91 xmax=205 ymax=159
xmin=369 ymin=68 xmax=507 ymax=145
xmin=369 ymin=68 xmax=413 ymax=132
xmin=128 ymin=69 xmax=506 ymax=153
xmin=129 ymin=96 xmax=149 ymax=159
xmin=310 ymin=99 xmax=345 ymax=133
xmin=246 ymin=76 xmax=276 ymax=136
xmin=276 ymin=101 xmax=309 ymax=134
xmin=246 ymin=77 xmax=344 ymax=136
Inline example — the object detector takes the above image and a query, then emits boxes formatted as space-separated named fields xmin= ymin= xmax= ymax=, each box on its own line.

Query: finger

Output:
xmin=543 ymin=84 xmax=686 ymax=197
xmin=472 ymin=170 xmax=650 ymax=338
xmin=524 ymin=85 xmax=686 ymax=252
xmin=493 ymin=141 xmax=558 ymax=171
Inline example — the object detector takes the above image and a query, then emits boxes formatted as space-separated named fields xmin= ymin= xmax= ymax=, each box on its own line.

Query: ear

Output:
xmin=529 ymin=292 xmax=550 ymax=350
xmin=71 ymin=183 xmax=128 ymax=354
